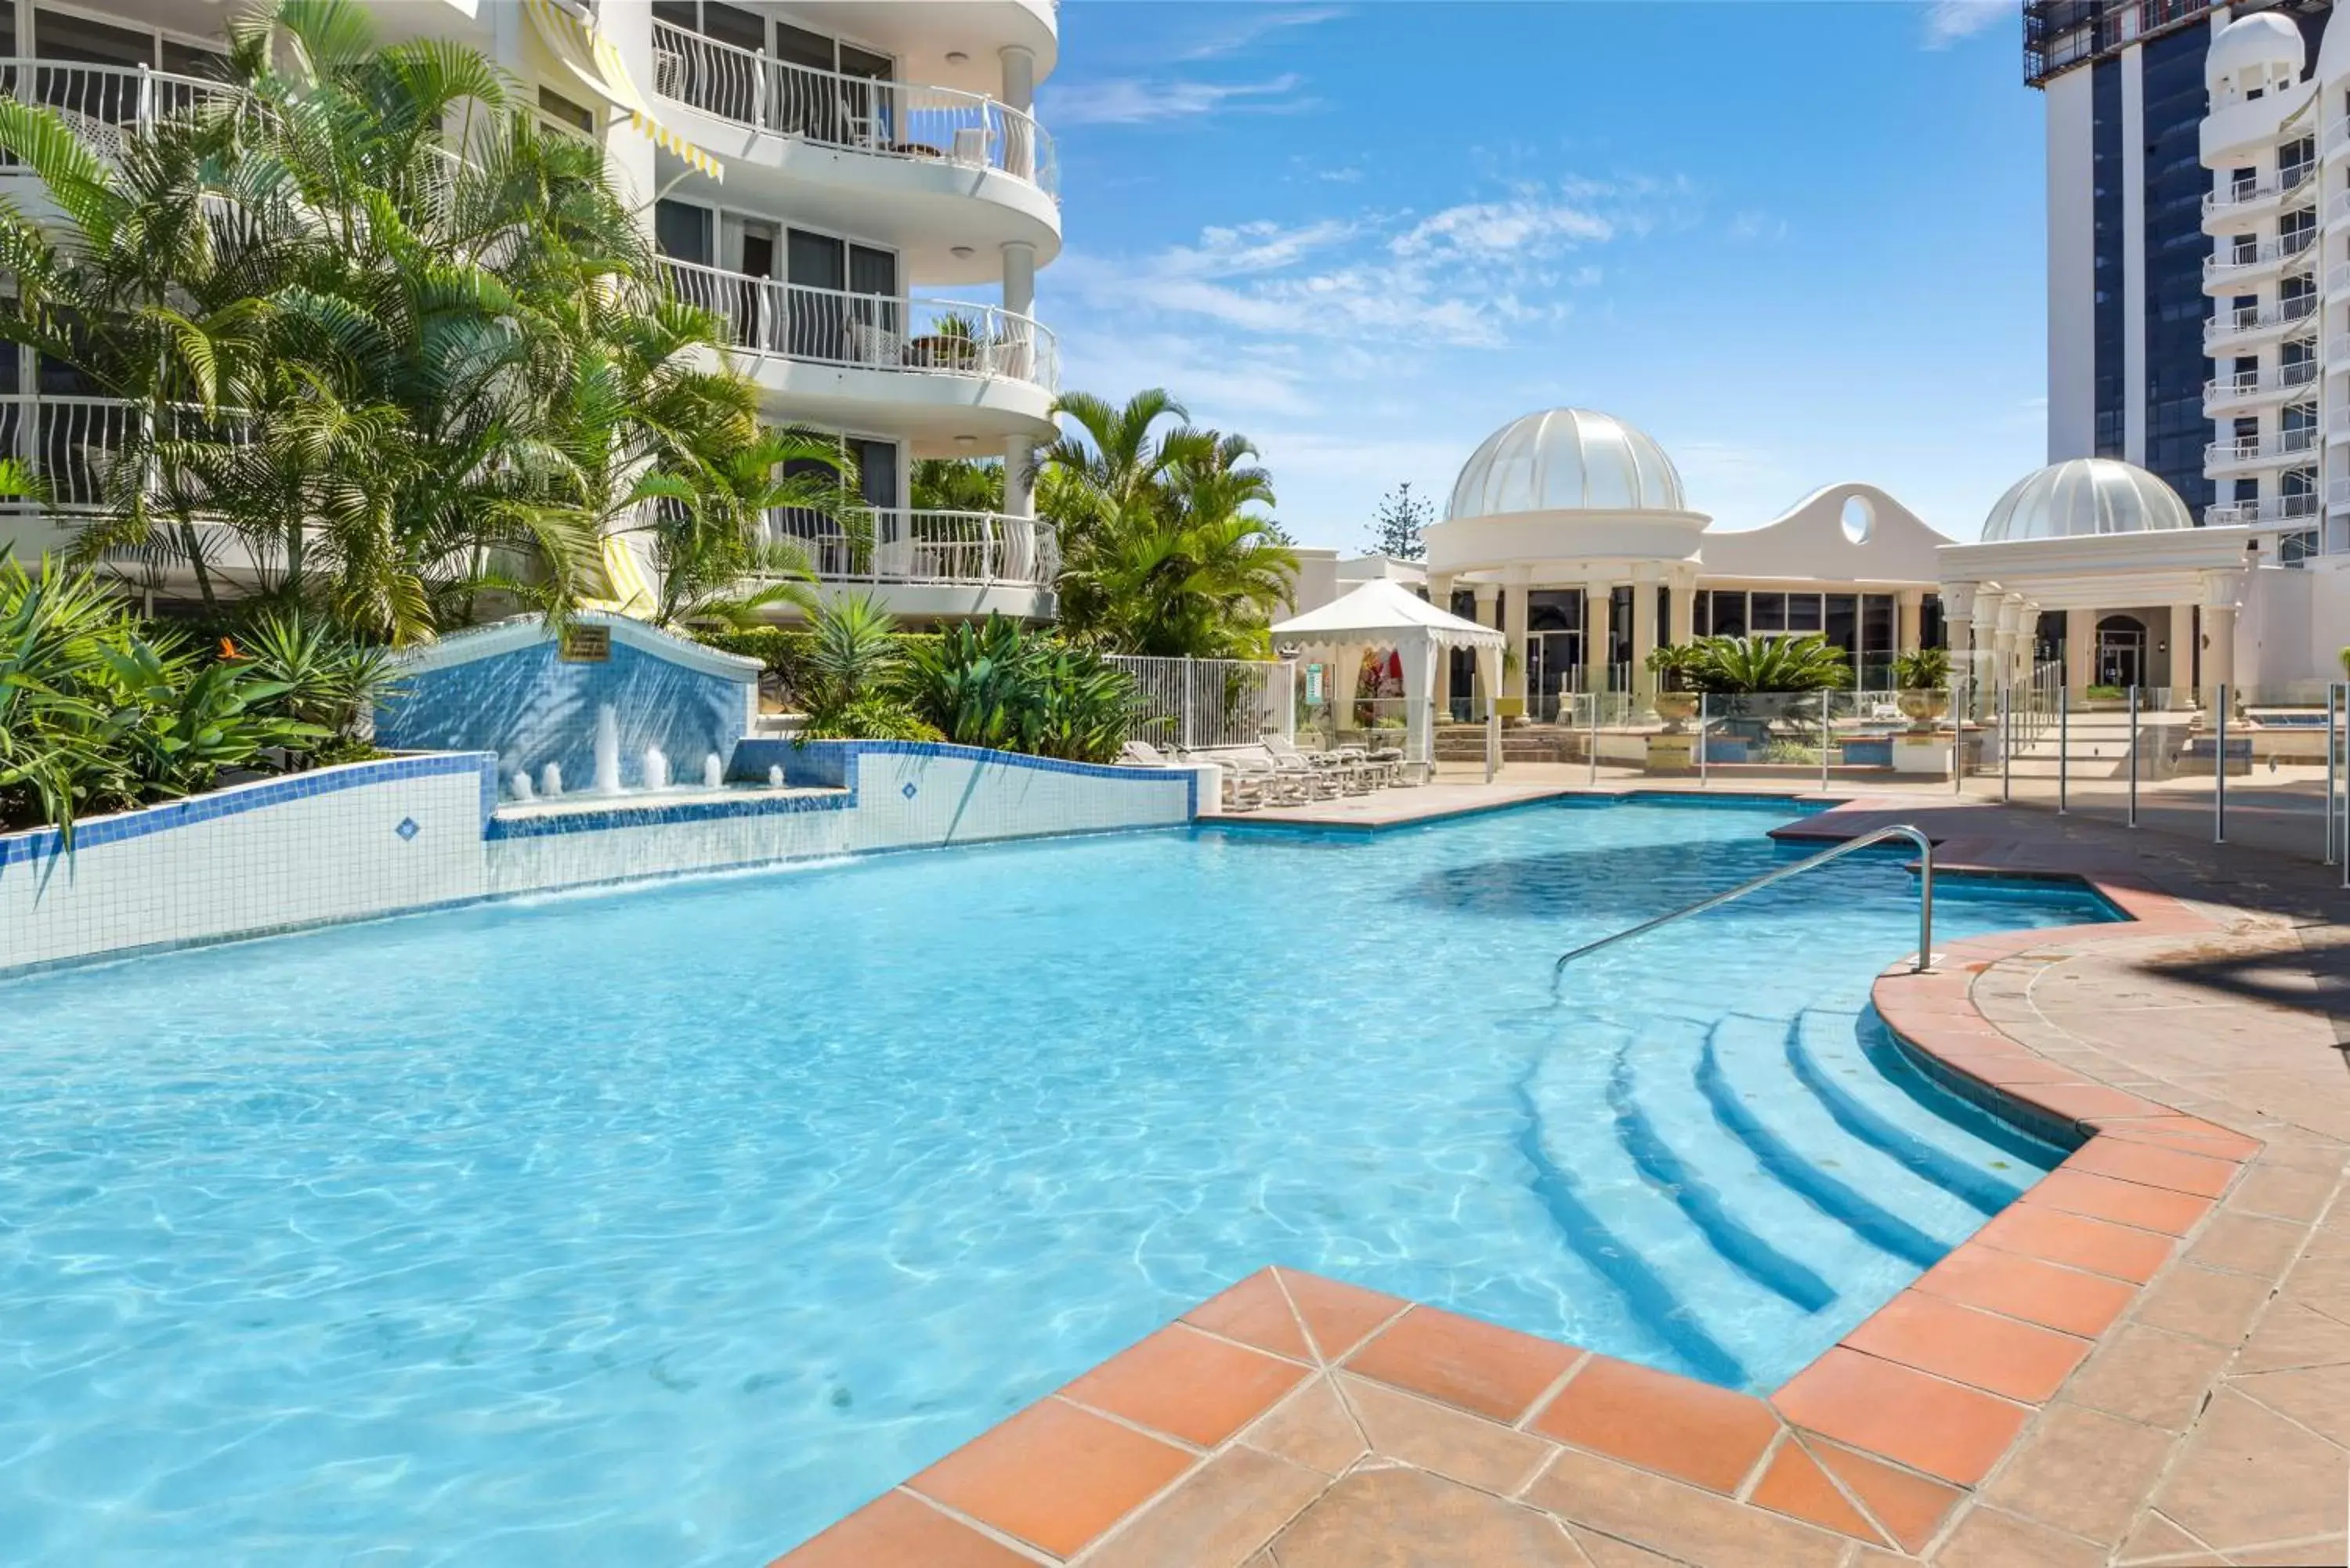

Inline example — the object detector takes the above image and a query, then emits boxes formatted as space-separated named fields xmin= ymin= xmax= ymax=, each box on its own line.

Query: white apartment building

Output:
xmin=0 ymin=0 xmax=1063 ymax=623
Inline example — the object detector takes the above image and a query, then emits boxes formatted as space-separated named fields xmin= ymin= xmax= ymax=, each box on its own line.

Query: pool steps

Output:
xmin=1519 ymin=1007 xmax=2066 ymax=1390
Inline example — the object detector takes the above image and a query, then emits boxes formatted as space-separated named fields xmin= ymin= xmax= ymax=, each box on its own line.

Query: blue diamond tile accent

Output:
xmin=395 ymin=817 xmax=420 ymax=841
xmin=901 ymin=782 xmax=918 ymax=800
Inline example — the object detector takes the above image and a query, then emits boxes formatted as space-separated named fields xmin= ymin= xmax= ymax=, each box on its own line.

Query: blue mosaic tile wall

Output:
xmin=375 ymin=638 xmax=751 ymax=796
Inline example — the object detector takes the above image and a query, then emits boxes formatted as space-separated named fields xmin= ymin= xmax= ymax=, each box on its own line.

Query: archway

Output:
xmin=2095 ymin=613 xmax=2147 ymax=689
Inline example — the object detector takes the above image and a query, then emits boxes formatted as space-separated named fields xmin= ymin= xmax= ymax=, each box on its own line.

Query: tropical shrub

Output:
xmin=902 ymin=614 xmax=1139 ymax=763
xmin=1676 ymin=634 xmax=1856 ymax=695
xmin=800 ymin=696 xmax=942 ymax=744
xmin=237 ymin=609 xmax=403 ymax=762
xmin=0 ymin=555 xmax=324 ymax=836
xmin=801 ymin=592 xmax=903 ymax=722
xmin=1889 ymin=647 xmax=1951 ymax=691
xmin=1643 ymin=643 xmax=1708 ymax=692
xmin=1041 ymin=389 xmax=1296 ymax=656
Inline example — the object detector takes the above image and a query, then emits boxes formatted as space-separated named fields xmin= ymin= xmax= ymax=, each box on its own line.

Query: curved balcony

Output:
xmin=2206 ymin=493 xmax=2320 ymax=526
xmin=766 ymin=506 xmax=1057 ymax=620
xmin=2204 ymin=162 xmax=2316 ymax=230
xmin=0 ymin=57 xmax=240 ymax=164
xmin=2205 ymin=293 xmax=2318 ymax=350
xmin=2204 ymin=229 xmax=2319 ymax=291
xmin=2205 ymin=427 xmax=2319 ymax=473
xmin=648 ymin=21 xmax=1058 ymax=284
xmin=662 ymin=257 xmax=1058 ymax=448
xmin=2204 ymin=362 xmax=2321 ymax=412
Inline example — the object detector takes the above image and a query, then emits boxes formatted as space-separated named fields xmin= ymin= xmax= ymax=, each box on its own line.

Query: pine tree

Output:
xmin=1366 ymin=482 xmax=1431 ymax=560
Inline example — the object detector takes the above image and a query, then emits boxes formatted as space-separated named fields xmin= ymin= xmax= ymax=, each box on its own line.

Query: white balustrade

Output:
xmin=649 ymin=21 xmax=1057 ymax=198
xmin=0 ymin=58 xmax=239 ymax=161
xmin=764 ymin=506 xmax=1055 ymax=588
xmin=661 ymin=257 xmax=1058 ymax=392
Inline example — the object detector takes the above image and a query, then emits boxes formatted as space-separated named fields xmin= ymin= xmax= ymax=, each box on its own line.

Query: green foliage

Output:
xmin=237 ymin=608 xmax=403 ymax=755
xmin=801 ymin=592 xmax=902 ymax=722
xmin=0 ymin=0 xmax=788 ymax=646
xmin=912 ymin=457 xmax=1005 ymax=512
xmin=800 ymin=696 xmax=942 ymax=743
xmin=902 ymin=614 xmax=1140 ymax=763
xmin=1041 ymin=388 xmax=1296 ymax=657
xmin=0 ymin=555 xmax=324 ymax=838
xmin=1643 ymin=642 xmax=1708 ymax=692
xmin=1889 ymin=647 xmax=1951 ymax=691
xmin=1366 ymin=482 xmax=1431 ymax=561
xmin=1674 ymin=634 xmax=1856 ymax=695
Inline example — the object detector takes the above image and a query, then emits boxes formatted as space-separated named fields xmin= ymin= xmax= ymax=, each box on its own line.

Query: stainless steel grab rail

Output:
xmin=1550 ymin=824 xmax=1936 ymax=995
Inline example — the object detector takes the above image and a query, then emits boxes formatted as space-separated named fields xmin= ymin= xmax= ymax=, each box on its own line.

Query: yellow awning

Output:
xmin=584 ymin=531 xmax=659 ymax=619
xmin=522 ymin=0 xmax=723 ymax=182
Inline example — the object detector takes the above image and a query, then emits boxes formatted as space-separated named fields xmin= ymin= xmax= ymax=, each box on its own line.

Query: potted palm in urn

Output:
xmin=1891 ymin=648 xmax=1951 ymax=732
xmin=1645 ymin=645 xmax=1703 ymax=732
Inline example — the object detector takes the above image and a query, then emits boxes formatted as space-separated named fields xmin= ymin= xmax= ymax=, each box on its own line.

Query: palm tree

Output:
xmin=1045 ymin=412 xmax=1296 ymax=657
xmin=0 ymin=0 xmax=785 ymax=645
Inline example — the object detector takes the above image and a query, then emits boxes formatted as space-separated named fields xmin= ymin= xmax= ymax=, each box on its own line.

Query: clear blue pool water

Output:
xmin=0 ymin=799 xmax=2107 ymax=1566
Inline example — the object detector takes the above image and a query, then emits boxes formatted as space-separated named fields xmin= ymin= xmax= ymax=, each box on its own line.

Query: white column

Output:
xmin=1583 ymin=579 xmax=1613 ymax=695
xmin=1896 ymin=588 xmax=1924 ymax=656
xmin=1473 ymin=583 xmax=1499 ymax=709
xmin=2168 ymin=601 xmax=2197 ymax=701
xmin=1429 ymin=573 xmax=1455 ymax=714
xmin=1970 ymin=591 xmax=2003 ymax=695
xmin=1631 ymin=563 xmax=1661 ymax=704
xmin=1668 ymin=570 xmax=1697 ymax=649
xmin=2200 ymin=570 xmax=2242 ymax=713
xmin=1000 ymin=240 xmax=1039 ymax=578
xmin=2065 ymin=606 xmax=2096 ymax=691
xmin=1000 ymin=45 xmax=1038 ymax=182
xmin=1502 ymin=570 xmax=1531 ymax=712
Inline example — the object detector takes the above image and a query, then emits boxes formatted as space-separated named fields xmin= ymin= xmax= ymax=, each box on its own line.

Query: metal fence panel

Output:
xmin=1105 ymin=655 xmax=1295 ymax=751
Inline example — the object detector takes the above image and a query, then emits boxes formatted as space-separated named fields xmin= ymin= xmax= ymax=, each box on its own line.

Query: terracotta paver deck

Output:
xmin=775 ymin=790 xmax=2350 ymax=1568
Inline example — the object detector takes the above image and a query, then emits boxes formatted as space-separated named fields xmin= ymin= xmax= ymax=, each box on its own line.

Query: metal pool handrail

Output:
xmin=1551 ymin=824 xmax=1936 ymax=995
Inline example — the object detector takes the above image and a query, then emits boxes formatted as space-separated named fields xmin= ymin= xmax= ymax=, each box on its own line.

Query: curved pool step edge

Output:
xmin=1507 ymin=1060 xmax=1753 ymax=1389
xmin=1694 ymin=1023 xmax=1950 ymax=1270
xmin=1784 ymin=1013 xmax=2031 ymax=1216
xmin=1604 ymin=1046 xmax=1840 ymax=1313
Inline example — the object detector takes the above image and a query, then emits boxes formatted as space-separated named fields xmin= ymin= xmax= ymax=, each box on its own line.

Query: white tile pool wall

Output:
xmin=0 ymin=748 xmax=1206 ymax=975
xmin=485 ymin=749 xmax=1206 ymax=894
xmin=0 ymin=756 xmax=497 ymax=974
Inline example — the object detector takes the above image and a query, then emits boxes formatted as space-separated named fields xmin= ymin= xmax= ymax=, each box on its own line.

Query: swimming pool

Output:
xmin=0 ymin=799 xmax=2106 ymax=1565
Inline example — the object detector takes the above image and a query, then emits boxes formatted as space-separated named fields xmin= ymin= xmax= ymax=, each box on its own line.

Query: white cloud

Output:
xmin=1726 ymin=210 xmax=1788 ymax=244
xmin=1391 ymin=199 xmax=1613 ymax=258
xmin=1922 ymin=0 xmax=2007 ymax=49
xmin=1177 ymin=5 xmax=1347 ymax=61
xmin=1045 ymin=73 xmax=1306 ymax=127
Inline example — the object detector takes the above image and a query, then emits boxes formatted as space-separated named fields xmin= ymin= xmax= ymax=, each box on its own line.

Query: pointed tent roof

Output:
xmin=1270 ymin=578 xmax=1505 ymax=650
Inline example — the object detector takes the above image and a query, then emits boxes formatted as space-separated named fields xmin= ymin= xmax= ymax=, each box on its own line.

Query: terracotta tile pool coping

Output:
xmin=772 ymin=797 xmax=2269 ymax=1568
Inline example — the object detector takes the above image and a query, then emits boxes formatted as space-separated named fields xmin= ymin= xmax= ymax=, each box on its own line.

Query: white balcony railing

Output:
xmin=649 ymin=20 xmax=1058 ymax=199
xmin=0 ymin=394 xmax=253 ymax=511
xmin=661 ymin=257 xmax=1059 ymax=393
xmin=2204 ymin=427 xmax=2319 ymax=466
xmin=2205 ymin=361 xmax=2322 ymax=403
xmin=2205 ymin=293 xmax=2319 ymax=345
xmin=767 ymin=507 xmax=1056 ymax=589
xmin=2206 ymin=228 xmax=2319 ymax=280
xmin=0 ymin=58 xmax=240 ymax=161
xmin=2206 ymin=161 xmax=2316 ymax=217
xmin=2206 ymin=493 xmax=2321 ymax=526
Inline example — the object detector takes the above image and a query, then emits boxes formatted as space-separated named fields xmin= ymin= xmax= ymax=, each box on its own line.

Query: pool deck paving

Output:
xmin=779 ymin=789 xmax=2350 ymax=1568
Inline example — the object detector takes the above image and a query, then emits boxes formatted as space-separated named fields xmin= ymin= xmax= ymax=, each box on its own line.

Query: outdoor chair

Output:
xmin=1119 ymin=740 xmax=1174 ymax=767
xmin=1264 ymin=735 xmax=1375 ymax=793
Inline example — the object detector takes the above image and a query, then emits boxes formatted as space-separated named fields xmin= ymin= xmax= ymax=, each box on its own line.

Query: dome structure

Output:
xmin=2208 ymin=10 xmax=2303 ymax=93
xmin=1979 ymin=458 xmax=2193 ymax=544
xmin=1444 ymin=408 xmax=1687 ymax=520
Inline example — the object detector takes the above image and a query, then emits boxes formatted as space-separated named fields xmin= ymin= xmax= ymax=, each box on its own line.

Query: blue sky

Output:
xmin=1037 ymin=1 xmax=2043 ymax=548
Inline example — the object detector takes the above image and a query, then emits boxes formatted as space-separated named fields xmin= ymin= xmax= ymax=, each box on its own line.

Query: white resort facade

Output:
xmin=1289 ymin=401 xmax=2346 ymax=717
xmin=0 ymin=0 xmax=1062 ymax=624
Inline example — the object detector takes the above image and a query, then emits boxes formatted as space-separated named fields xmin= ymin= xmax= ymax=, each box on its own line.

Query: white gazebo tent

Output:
xmin=1270 ymin=578 xmax=1509 ymax=780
